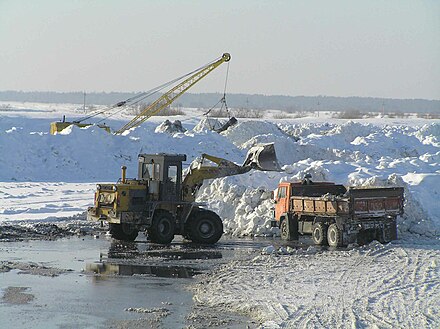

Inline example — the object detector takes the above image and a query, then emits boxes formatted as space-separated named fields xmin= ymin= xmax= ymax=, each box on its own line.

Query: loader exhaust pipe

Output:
xmin=121 ymin=166 xmax=127 ymax=184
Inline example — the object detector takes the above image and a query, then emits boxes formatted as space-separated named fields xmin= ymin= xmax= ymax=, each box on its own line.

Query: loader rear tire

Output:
xmin=109 ymin=223 xmax=138 ymax=242
xmin=327 ymin=223 xmax=343 ymax=247
xmin=189 ymin=210 xmax=223 ymax=244
xmin=312 ymin=223 xmax=328 ymax=245
xmin=149 ymin=210 xmax=175 ymax=244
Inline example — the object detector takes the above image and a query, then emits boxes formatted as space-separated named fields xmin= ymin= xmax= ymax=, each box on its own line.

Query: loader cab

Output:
xmin=137 ymin=153 xmax=186 ymax=202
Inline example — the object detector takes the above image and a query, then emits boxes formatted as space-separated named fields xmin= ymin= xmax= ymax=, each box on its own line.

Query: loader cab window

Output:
xmin=142 ymin=163 xmax=161 ymax=180
xmin=167 ymin=165 xmax=178 ymax=184
xmin=163 ymin=164 xmax=179 ymax=200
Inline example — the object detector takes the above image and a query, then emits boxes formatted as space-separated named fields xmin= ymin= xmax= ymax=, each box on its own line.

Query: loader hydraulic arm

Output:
xmin=115 ymin=53 xmax=231 ymax=135
xmin=181 ymin=143 xmax=281 ymax=202
xmin=182 ymin=153 xmax=250 ymax=202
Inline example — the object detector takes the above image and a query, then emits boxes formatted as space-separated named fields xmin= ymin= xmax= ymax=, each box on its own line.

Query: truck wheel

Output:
xmin=189 ymin=210 xmax=223 ymax=244
xmin=109 ymin=223 xmax=138 ymax=241
xmin=280 ymin=219 xmax=291 ymax=241
xmin=312 ymin=223 xmax=328 ymax=245
xmin=149 ymin=211 xmax=175 ymax=244
xmin=327 ymin=223 xmax=343 ymax=247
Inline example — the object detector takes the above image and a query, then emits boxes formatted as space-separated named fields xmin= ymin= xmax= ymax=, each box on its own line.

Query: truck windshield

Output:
xmin=278 ymin=186 xmax=287 ymax=198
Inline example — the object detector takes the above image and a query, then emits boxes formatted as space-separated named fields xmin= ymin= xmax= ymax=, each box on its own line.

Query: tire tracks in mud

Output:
xmin=192 ymin=240 xmax=440 ymax=329
xmin=360 ymin=246 xmax=440 ymax=328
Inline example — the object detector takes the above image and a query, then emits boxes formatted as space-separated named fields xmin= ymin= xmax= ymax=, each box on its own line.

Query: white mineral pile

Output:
xmin=0 ymin=104 xmax=439 ymax=239
xmin=198 ymin=120 xmax=440 ymax=238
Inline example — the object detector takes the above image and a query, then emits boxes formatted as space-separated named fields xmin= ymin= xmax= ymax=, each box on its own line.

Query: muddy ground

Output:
xmin=0 ymin=221 xmax=296 ymax=328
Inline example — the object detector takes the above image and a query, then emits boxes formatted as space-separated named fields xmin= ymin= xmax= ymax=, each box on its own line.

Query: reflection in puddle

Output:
xmin=86 ymin=262 xmax=201 ymax=278
xmin=106 ymin=241 xmax=223 ymax=260
xmin=140 ymin=250 xmax=223 ymax=260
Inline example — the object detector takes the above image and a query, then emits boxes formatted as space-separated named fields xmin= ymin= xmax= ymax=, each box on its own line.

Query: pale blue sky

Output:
xmin=0 ymin=0 xmax=439 ymax=99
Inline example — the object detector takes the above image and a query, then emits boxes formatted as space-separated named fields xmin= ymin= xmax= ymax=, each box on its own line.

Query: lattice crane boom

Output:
xmin=115 ymin=53 xmax=231 ymax=135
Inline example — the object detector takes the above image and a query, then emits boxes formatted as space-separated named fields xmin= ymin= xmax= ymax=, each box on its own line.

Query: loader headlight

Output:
xmin=96 ymin=184 xmax=101 ymax=190
xmin=112 ymin=185 xmax=117 ymax=191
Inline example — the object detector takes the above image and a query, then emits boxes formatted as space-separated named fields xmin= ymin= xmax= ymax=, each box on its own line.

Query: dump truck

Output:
xmin=271 ymin=179 xmax=404 ymax=246
xmin=87 ymin=144 xmax=280 ymax=244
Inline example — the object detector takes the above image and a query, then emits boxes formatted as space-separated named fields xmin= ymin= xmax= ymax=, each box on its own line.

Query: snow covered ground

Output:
xmin=194 ymin=238 xmax=440 ymax=328
xmin=0 ymin=182 xmax=95 ymax=221
xmin=1 ymin=101 xmax=439 ymax=327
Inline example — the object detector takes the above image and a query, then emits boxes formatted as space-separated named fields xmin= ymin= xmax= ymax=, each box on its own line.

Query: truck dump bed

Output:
xmin=291 ymin=186 xmax=404 ymax=218
xmin=291 ymin=195 xmax=348 ymax=215
xmin=289 ymin=182 xmax=346 ymax=216
xmin=348 ymin=187 xmax=404 ymax=218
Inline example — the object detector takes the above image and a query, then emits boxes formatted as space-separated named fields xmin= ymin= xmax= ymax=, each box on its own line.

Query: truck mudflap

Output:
xmin=344 ymin=217 xmax=397 ymax=245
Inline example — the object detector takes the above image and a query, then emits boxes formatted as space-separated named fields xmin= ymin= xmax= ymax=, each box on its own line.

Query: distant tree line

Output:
xmin=0 ymin=90 xmax=438 ymax=114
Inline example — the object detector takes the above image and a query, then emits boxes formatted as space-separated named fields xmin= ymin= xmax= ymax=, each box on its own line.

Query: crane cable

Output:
xmin=77 ymin=75 xmax=190 ymax=124
xmin=204 ymin=61 xmax=230 ymax=130
xmin=76 ymin=55 xmax=224 ymax=125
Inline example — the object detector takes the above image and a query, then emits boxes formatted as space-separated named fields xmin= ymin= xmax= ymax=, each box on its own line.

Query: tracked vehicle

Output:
xmin=88 ymin=144 xmax=279 ymax=244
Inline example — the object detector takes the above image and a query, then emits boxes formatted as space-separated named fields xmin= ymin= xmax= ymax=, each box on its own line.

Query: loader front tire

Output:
xmin=109 ymin=223 xmax=138 ymax=242
xmin=149 ymin=210 xmax=175 ymax=244
xmin=189 ymin=210 xmax=223 ymax=244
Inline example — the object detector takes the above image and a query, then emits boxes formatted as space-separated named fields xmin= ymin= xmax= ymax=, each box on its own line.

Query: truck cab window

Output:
xmin=278 ymin=186 xmax=287 ymax=198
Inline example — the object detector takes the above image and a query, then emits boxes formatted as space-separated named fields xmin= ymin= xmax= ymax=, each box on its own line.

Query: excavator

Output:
xmin=87 ymin=143 xmax=280 ymax=244
xmin=50 ymin=53 xmax=235 ymax=135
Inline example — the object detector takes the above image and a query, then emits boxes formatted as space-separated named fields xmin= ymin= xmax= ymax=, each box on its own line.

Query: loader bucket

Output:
xmin=242 ymin=143 xmax=281 ymax=171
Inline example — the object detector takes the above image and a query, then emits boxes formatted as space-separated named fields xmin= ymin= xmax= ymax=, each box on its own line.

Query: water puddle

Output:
xmin=0 ymin=235 xmax=266 ymax=328
xmin=86 ymin=262 xmax=201 ymax=278
xmin=105 ymin=240 xmax=223 ymax=260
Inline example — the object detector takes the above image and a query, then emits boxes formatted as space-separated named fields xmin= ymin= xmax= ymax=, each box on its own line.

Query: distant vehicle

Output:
xmin=87 ymin=144 xmax=280 ymax=244
xmin=271 ymin=179 xmax=404 ymax=246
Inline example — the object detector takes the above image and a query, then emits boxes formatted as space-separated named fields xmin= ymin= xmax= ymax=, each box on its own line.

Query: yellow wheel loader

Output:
xmin=87 ymin=143 xmax=280 ymax=244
